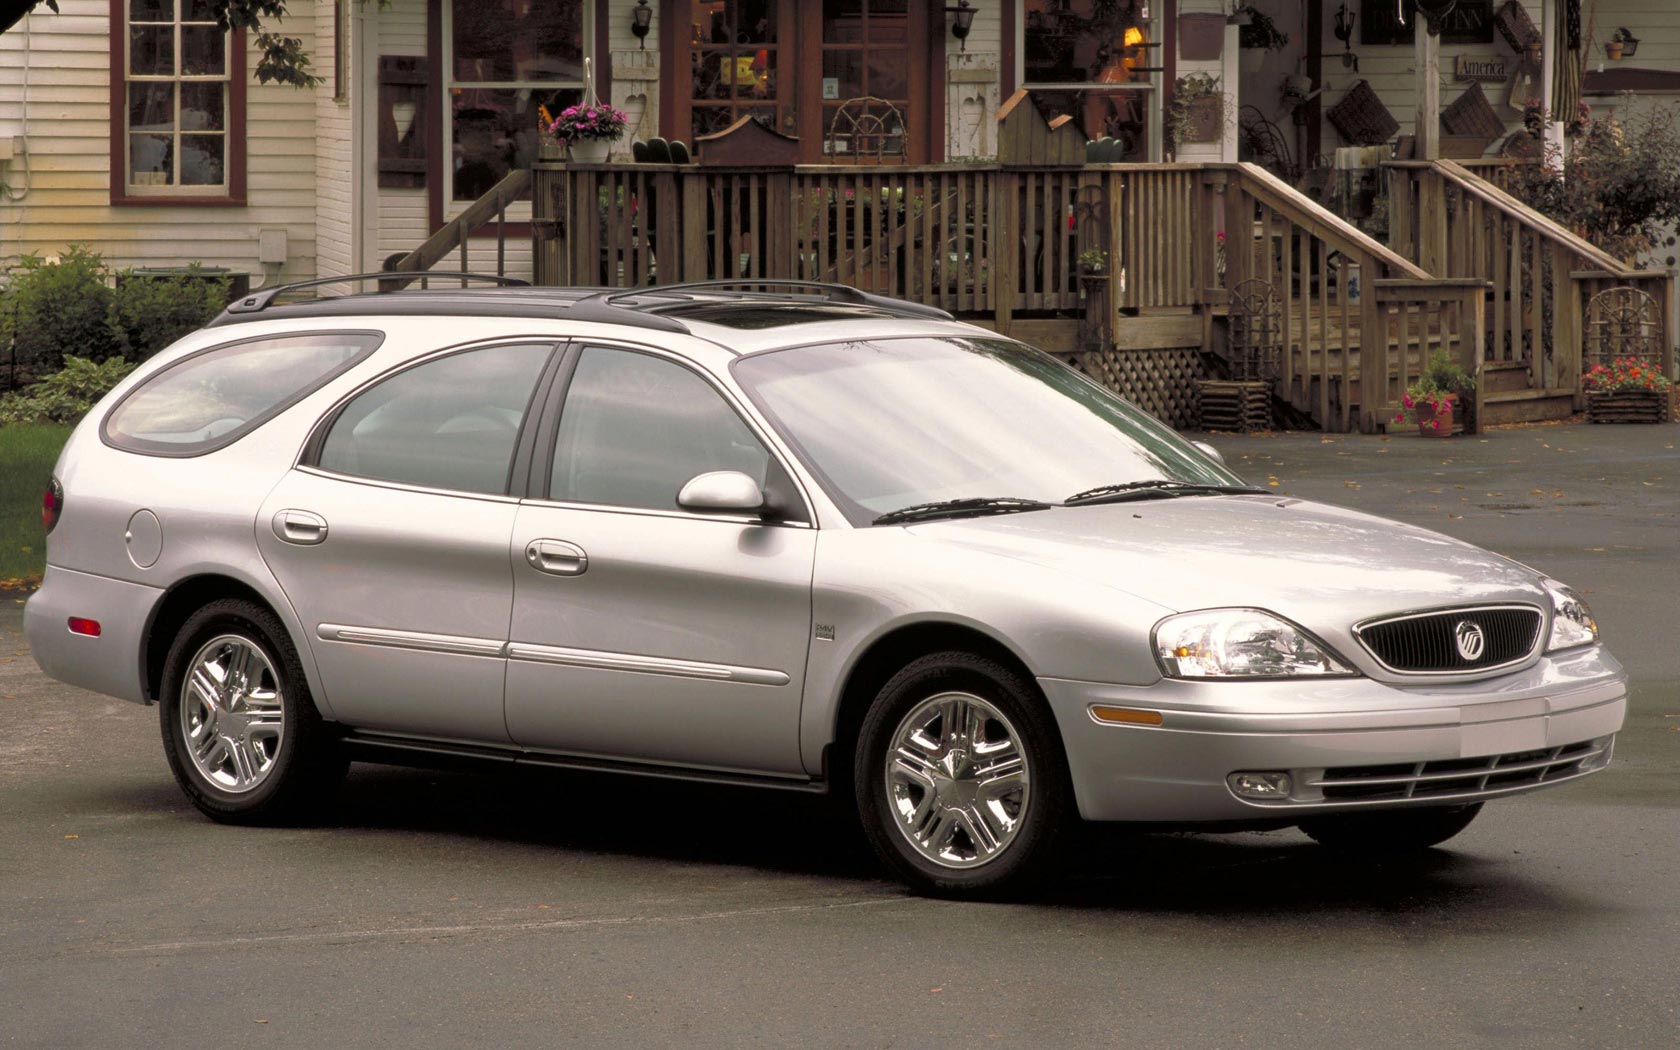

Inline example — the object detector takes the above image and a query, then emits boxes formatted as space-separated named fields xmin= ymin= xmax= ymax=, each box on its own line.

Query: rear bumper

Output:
xmin=24 ymin=565 xmax=161 ymax=705
xmin=1040 ymin=646 xmax=1628 ymax=823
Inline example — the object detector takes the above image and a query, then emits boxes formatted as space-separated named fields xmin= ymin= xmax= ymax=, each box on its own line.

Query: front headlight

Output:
xmin=1543 ymin=579 xmax=1599 ymax=652
xmin=1153 ymin=609 xmax=1357 ymax=679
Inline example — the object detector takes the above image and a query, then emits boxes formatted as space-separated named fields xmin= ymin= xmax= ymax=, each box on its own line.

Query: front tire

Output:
xmin=854 ymin=651 xmax=1071 ymax=898
xmin=159 ymin=598 xmax=345 ymax=824
xmin=1299 ymin=802 xmax=1482 ymax=853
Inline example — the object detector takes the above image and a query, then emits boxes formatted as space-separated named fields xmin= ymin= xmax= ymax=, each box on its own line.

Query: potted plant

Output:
xmin=547 ymin=100 xmax=629 ymax=164
xmin=1393 ymin=348 xmax=1474 ymax=437
xmin=1584 ymin=357 xmax=1673 ymax=423
xmin=1235 ymin=6 xmax=1288 ymax=73
xmin=1167 ymin=74 xmax=1225 ymax=155
xmin=1078 ymin=248 xmax=1108 ymax=277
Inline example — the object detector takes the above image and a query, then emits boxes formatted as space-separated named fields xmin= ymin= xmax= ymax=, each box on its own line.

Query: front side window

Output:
xmin=448 ymin=0 xmax=589 ymax=201
xmin=550 ymin=347 xmax=771 ymax=511
xmin=733 ymin=337 xmax=1240 ymax=524
xmin=316 ymin=343 xmax=553 ymax=495
xmin=120 ymin=0 xmax=239 ymax=196
xmin=104 ymin=332 xmax=381 ymax=456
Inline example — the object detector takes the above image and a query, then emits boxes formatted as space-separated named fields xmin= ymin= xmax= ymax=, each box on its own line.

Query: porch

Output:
xmin=389 ymin=155 xmax=1674 ymax=434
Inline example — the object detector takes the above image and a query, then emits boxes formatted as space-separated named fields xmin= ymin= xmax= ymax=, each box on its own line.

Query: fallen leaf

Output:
xmin=1343 ymin=481 xmax=1360 ymax=489
xmin=64 ymin=834 xmax=78 ymax=840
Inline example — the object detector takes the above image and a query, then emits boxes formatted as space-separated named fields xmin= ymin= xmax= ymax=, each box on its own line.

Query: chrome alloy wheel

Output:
xmin=884 ymin=691 xmax=1031 ymax=869
xmin=179 ymin=634 xmax=286 ymax=794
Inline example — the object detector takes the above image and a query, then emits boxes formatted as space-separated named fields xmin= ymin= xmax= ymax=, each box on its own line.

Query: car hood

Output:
xmin=904 ymin=495 xmax=1548 ymax=628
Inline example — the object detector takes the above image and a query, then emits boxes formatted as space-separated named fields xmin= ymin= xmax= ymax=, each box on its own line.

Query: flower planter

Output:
xmin=568 ymin=138 xmax=612 ymax=164
xmin=1413 ymin=395 xmax=1458 ymax=438
xmin=1240 ymin=48 xmax=1266 ymax=74
xmin=1182 ymin=94 xmax=1225 ymax=143
xmin=1586 ymin=389 xmax=1671 ymax=424
xmin=1179 ymin=14 xmax=1227 ymax=61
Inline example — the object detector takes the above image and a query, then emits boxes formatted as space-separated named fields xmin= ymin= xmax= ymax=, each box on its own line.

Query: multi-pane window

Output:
xmin=447 ymin=0 xmax=588 ymax=201
xmin=1021 ymin=0 xmax=1158 ymax=162
xmin=819 ymin=0 xmax=909 ymax=157
xmin=125 ymin=0 xmax=232 ymax=191
xmin=684 ymin=0 xmax=787 ymax=143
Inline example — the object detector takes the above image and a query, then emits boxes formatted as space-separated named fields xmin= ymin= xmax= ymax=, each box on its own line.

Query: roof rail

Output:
xmin=222 ymin=272 xmax=529 ymax=316
xmin=600 ymin=280 xmax=955 ymax=321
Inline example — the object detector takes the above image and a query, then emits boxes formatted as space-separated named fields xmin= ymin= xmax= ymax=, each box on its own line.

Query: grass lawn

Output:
xmin=0 ymin=424 xmax=73 ymax=586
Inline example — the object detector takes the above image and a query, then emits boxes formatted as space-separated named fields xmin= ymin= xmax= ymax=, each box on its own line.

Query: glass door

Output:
xmin=677 ymin=0 xmax=796 ymax=145
xmin=810 ymin=0 xmax=914 ymax=160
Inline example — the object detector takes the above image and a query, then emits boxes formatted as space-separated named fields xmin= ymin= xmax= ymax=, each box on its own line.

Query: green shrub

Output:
xmin=110 ymin=265 xmax=230 ymax=361
xmin=0 ymin=246 xmax=120 ymax=373
xmin=0 ymin=356 xmax=137 ymax=426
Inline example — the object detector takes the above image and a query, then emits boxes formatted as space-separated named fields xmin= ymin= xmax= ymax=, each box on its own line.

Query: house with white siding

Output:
xmin=1 ymin=1 xmax=1676 ymax=287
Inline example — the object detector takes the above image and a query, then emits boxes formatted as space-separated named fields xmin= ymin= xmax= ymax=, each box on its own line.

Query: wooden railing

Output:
xmin=1387 ymin=159 xmax=1676 ymax=411
xmin=529 ymin=160 xmax=1523 ymax=431
xmin=388 ymin=169 xmax=532 ymax=277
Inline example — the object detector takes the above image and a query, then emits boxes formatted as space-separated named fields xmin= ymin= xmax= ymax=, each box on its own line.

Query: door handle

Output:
xmin=524 ymin=539 xmax=588 ymax=577
xmin=273 ymin=509 xmax=329 ymax=545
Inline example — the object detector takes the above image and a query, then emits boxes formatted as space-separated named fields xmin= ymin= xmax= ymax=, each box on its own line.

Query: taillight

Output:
xmin=42 ymin=477 xmax=63 ymax=534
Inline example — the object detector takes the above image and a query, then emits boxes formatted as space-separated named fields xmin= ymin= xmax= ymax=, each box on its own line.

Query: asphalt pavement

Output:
xmin=2 ymin=420 xmax=1676 ymax=1049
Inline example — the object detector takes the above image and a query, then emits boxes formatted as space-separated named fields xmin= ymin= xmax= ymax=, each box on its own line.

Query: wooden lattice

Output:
xmin=1584 ymin=286 xmax=1664 ymax=370
xmin=1059 ymin=347 xmax=1205 ymax=429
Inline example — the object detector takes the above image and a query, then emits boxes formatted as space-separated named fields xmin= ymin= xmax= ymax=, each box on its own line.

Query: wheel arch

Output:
xmin=141 ymin=572 xmax=325 ymax=715
xmin=821 ymin=619 xmax=1042 ymax=785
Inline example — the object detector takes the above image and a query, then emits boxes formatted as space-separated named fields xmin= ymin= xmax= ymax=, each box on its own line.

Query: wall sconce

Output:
xmin=1333 ymin=3 xmax=1358 ymax=71
xmin=946 ymin=1 xmax=976 ymax=50
xmin=631 ymin=0 xmax=652 ymax=49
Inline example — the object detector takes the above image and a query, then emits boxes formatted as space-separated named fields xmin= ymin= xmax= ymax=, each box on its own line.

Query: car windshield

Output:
xmin=732 ymin=336 xmax=1247 ymax=524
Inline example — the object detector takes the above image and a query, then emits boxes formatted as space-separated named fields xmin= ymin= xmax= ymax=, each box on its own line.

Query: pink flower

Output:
xmin=1393 ymin=412 xmax=1406 ymax=423
xmin=1402 ymin=393 xmax=1414 ymax=408
xmin=1430 ymin=418 xmax=1442 ymax=431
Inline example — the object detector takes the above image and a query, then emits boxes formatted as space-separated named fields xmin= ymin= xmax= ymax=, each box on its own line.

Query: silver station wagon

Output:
xmin=27 ymin=278 xmax=1626 ymax=896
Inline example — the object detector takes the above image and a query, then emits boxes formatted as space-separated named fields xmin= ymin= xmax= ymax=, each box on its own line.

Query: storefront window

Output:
xmin=1022 ymin=0 xmax=1157 ymax=161
xmin=448 ymin=0 xmax=588 ymax=201
xmin=685 ymin=0 xmax=787 ymax=142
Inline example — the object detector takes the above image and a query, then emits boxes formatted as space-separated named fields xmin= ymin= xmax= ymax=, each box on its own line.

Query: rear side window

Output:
xmin=314 ymin=342 xmax=553 ymax=496
xmin=104 ymin=331 xmax=381 ymax=456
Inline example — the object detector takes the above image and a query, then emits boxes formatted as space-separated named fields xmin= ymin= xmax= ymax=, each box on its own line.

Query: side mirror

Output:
xmin=676 ymin=471 xmax=766 ymax=515
xmin=1192 ymin=441 xmax=1225 ymax=466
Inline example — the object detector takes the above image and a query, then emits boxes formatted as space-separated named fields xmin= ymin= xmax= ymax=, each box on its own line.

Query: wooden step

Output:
xmin=1479 ymin=391 xmax=1575 ymax=426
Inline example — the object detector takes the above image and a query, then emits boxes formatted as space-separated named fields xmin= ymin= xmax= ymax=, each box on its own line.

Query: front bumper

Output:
xmin=1039 ymin=646 xmax=1627 ymax=823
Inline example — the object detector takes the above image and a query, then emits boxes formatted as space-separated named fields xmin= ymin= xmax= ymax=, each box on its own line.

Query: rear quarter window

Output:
xmin=102 ymin=331 xmax=382 ymax=456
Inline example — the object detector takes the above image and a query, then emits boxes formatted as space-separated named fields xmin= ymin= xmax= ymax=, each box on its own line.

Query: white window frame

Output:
xmin=1015 ymin=0 xmax=1163 ymax=162
xmin=441 ymin=0 xmax=594 ymax=214
xmin=123 ymin=0 xmax=233 ymax=196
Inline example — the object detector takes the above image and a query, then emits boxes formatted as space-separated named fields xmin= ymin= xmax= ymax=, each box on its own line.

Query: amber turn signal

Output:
xmin=1089 ymin=705 xmax=1164 ymax=726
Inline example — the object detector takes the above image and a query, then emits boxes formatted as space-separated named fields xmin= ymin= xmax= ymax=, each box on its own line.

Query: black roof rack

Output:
xmin=591 ymin=280 xmax=954 ymax=322
xmin=221 ymin=272 xmax=528 ymax=316
xmin=206 ymin=273 xmax=953 ymax=334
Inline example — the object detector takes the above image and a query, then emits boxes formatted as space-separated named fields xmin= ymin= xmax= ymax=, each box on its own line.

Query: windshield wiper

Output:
xmin=1064 ymin=480 xmax=1269 ymax=506
xmin=873 ymin=497 xmax=1053 ymax=526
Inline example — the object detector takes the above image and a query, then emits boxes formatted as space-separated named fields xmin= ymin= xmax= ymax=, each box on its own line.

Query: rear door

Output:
xmin=504 ymin=343 xmax=817 ymax=775
xmin=257 ymin=340 xmax=559 ymax=742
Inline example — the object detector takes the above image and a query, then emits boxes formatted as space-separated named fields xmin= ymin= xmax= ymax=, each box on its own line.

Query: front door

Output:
xmin=795 ymin=0 xmax=930 ymax=163
xmin=505 ymin=344 xmax=816 ymax=775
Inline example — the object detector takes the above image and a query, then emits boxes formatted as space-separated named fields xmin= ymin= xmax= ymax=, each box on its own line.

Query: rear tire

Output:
xmin=159 ymin=598 xmax=345 ymax=824
xmin=1299 ymin=803 xmax=1482 ymax=853
xmin=854 ymin=651 xmax=1071 ymax=898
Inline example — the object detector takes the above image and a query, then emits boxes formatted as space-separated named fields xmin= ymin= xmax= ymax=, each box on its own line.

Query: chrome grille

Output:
xmin=1355 ymin=605 xmax=1542 ymax=674
xmin=1313 ymin=739 xmax=1611 ymax=803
